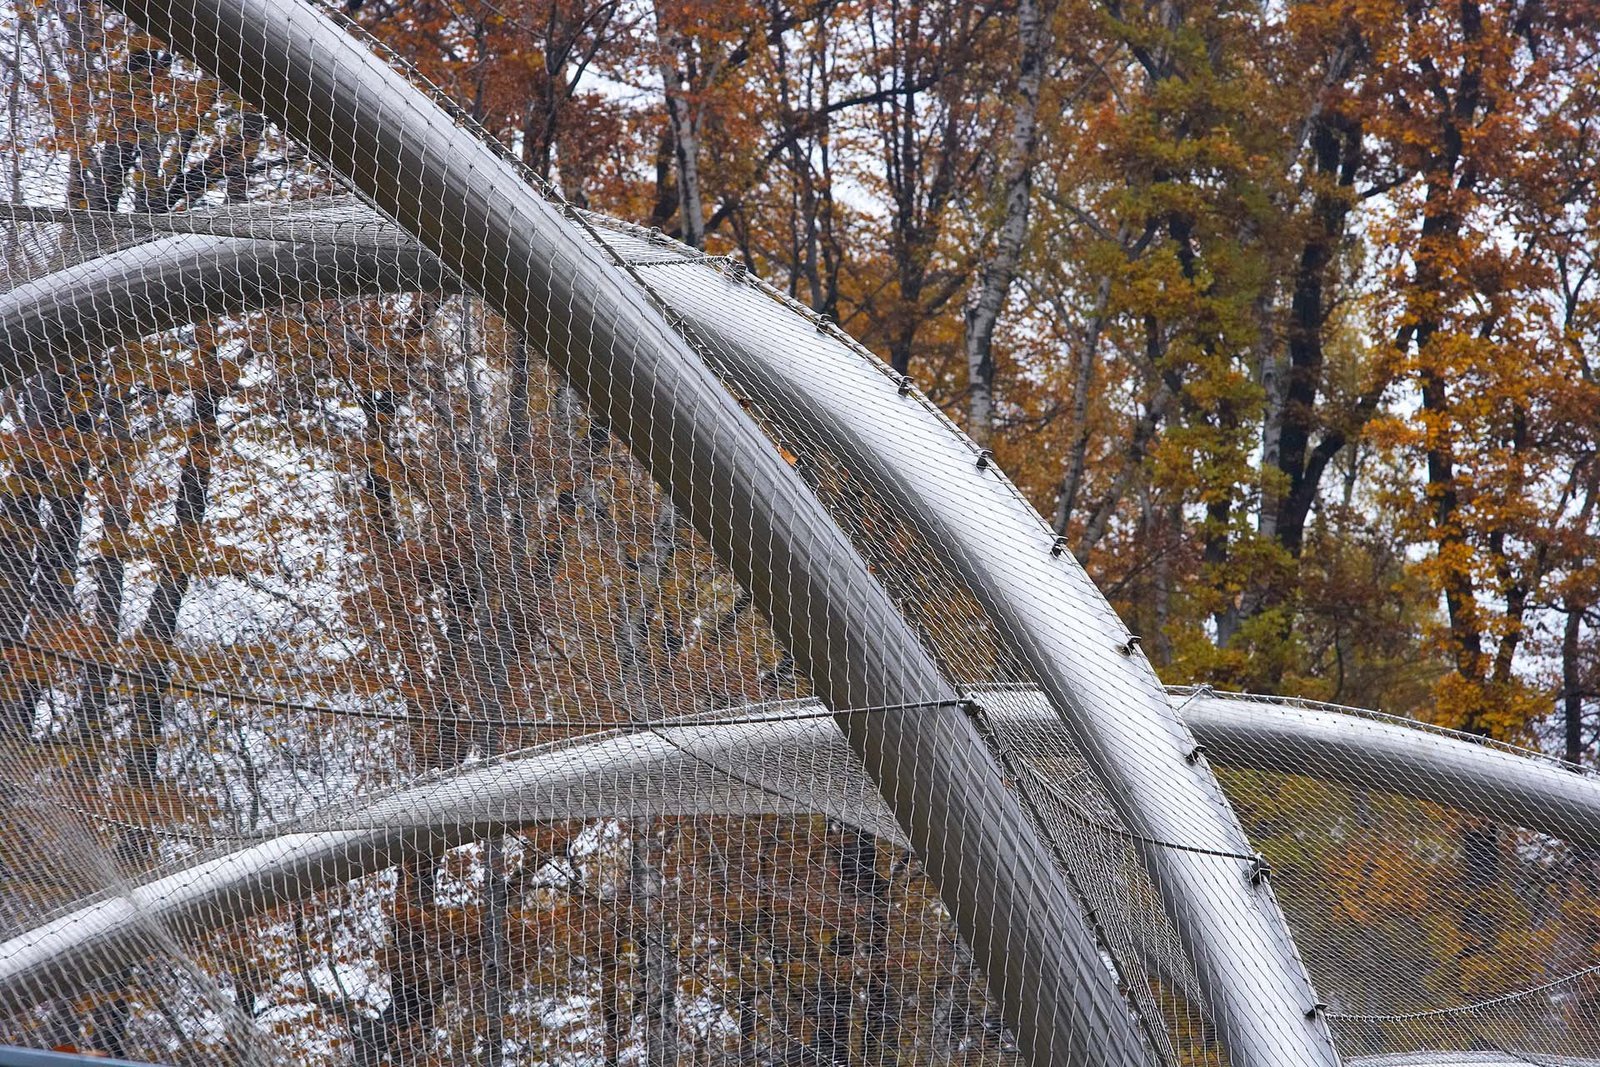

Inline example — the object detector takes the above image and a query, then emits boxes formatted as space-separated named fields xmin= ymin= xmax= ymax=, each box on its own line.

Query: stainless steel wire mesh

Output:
xmin=1 ymin=3 xmax=1598 ymax=1066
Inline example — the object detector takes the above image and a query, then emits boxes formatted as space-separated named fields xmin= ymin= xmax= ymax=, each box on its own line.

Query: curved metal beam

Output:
xmin=0 ymin=229 xmax=453 ymax=385
xmin=0 ymin=719 xmax=905 ymax=1010
xmin=43 ymin=208 xmax=1595 ymax=1067
xmin=7 ymin=688 xmax=1597 ymax=1020
xmin=1181 ymin=692 xmax=1600 ymax=850
xmin=36 ymin=213 xmax=1600 ymax=1064
xmin=1 ymin=209 xmax=1329 ymax=1062
xmin=629 ymin=252 xmax=1335 ymax=1063
xmin=40 ymin=0 xmax=1150 ymax=1062
xmin=1346 ymin=1055 xmax=1600 ymax=1067
xmin=13 ymin=224 xmax=1599 ymax=1067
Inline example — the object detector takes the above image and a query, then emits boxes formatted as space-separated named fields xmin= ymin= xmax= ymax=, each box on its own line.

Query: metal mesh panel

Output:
xmin=1 ymin=2 xmax=1598 ymax=1067
xmin=1183 ymin=691 xmax=1600 ymax=1062
xmin=1 ymin=4 xmax=1119 ymax=1064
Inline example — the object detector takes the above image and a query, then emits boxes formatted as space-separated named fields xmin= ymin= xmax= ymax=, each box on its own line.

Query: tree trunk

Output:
xmin=471 ymin=337 xmax=535 ymax=1067
xmin=657 ymin=9 xmax=706 ymax=250
xmin=632 ymin=825 xmax=679 ymax=1067
xmin=1269 ymin=114 xmax=1361 ymax=560
xmin=0 ymin=470 xmax=38 ymax=734
xmin=1052 ymin=268 xmax=1115 ymax=535
xmin=1074 ymin=364 xmax=1175 ymax=561
xmin=1564 ymin=603 xmax=1585 ymax=769
xmin=353 ymin=359 xmax=446 ymax=1067
xmin=1421 ymin=361 xmax=1484 ymax=690
xmin=82 ymin=375 xmax=129 ymax=735
xmin=963 ymin=0 xmax=1051 ymax=446
xmin=0 ymin=369 xmax=86 ymax=734
xmin=120 ymin=349 xmax=222 ymax=864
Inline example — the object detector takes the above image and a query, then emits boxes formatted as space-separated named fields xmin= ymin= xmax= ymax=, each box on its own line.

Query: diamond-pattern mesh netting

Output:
xmin=2 ymin=3 xmax=1600 ymax=1067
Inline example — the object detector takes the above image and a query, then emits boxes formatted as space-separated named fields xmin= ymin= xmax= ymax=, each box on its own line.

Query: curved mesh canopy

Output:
xmin=1 ymin=3 xmax=1598 ymax=1067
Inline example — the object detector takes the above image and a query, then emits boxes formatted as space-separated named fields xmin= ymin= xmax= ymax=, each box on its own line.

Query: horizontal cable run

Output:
xmin=958 ymin=695 xmax=1260 ymax=866
xmin=1015 ymin=760 xmax=1258 ymax=864
xmin=2 ymin=639 xmax=959 ymax=729
xmin=1325 ymin=960 xmax=1600 ymax=1023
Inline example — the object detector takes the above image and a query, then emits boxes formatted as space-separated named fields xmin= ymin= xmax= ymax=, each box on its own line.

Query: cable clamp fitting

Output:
xmin=1049 ymin=535 xmax=1069 ymax=557
xmin=896 ymin=375 xmax=914 ymax=397
xmin=1246 ymin=854 xmax=1272 ymax=886
xmin=1119 ymin=634 xmax=1142 ymax=657
xmin=1305 ymin=1002 xmax=1328 ymax=1021
xmin=1184 ymin=744 xmax=1207 ymax=765
xmin=975 ymin=449 xmax=995 ymax=471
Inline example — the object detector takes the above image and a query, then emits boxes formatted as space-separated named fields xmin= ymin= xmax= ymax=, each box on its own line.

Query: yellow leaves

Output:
xmin=185 ymin=540 xmax=256 ymax=581
xmin=1322 ymin=829 xmax=1439 ymax=928
xmin=1426 ymin=672 xmax=1543 ymax=742
xmin=2 ymin=8 xmax=1595 ymax=1062
xmin=6 ymin=419 xmax=94 ymax=463
xmin=104 ymin=523 xmax=253 ymax=582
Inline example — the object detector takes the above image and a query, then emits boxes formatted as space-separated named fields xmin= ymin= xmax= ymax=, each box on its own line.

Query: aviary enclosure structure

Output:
xmin=0 ymin=0 xmax=1597 ymax=1065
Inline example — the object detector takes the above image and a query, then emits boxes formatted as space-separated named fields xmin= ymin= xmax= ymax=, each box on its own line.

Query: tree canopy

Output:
xmin=3 ymin=0 xmax=1600 ymax=1064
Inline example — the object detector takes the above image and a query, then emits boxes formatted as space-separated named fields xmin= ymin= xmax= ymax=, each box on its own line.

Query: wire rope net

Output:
xmin=1175 ymin=690 xmax=1600 ymax=1062
xmin=0 ymin=5 xmax=1113 ymax=1066
xmin=0 ymin=2 xmax=1597 ymax=1067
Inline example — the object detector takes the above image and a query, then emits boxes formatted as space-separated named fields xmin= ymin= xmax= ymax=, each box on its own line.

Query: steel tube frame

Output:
xmin=43 ymin=213 xmax=1595 ymax=1064
xmin=0 ymin=231 xmax=453 ymax=382
xmin=1182 ymin=693 xmax=1600 ymax=851
xmin=2 ymin=208 xmax=1331 ymax=1063
xmin=641 ymin=262 xmax=1335 ymax=1063
xmin=0 ymin=719 xmax=906 ymax=1011
xmin=7 ymin=690 xmax=1597 ymax=1019
xmin=43 ymin=175 xmax=1592 ymax=1067
xmin=20 ymin=0 xmax=1149 ymax=1062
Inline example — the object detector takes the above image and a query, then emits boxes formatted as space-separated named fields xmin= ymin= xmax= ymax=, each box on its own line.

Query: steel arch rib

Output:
xmin=33 ymin=0 xmax=1149 ymax=1062
xmin=1181 ymin=693 xmax=1600 ymax=849
xmin=0 ymin=719 xmax=907 ymax=1012
xmin=570 ymin=253 xmax=1339 ymax=1061
xmin=5 ymin=690 xmax=1597 ymax=1020
xmin=0 ymin=233 xmax=454 ymax=382
xmin=20 ymin=53 xmax=1598 ymax=1067
xmin=3 ymin=217 xmax=1333 ymax=1059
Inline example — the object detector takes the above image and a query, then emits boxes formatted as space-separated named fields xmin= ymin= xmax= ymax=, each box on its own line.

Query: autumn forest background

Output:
xmin=338 ymin=0 xmax=1600 ymax=746
xmin=3 ymin=0 xmax=1600 ymax=1063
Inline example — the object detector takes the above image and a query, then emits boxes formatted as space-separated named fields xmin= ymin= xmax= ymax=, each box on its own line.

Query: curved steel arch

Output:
xmin=5 ymin=690 xmax=1598 ymax=1017
xmin=0 ymin=234 xmax=453 ymax=384
xmin=0 ymin=719 xmax=904 ymax=1011
xmin=15 ymin=0 xmax=1150 ymax=1062
xmin=2 ymin=208 xmax=1333 ymax=1063
xmin=1183 ymin=693 xmax=1600 ymax=848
